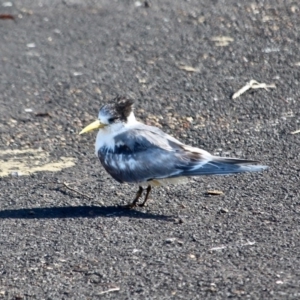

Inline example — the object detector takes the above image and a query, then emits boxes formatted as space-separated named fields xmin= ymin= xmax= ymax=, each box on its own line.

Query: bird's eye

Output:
xmin=108 ymin=117 xmax=117 ymax=123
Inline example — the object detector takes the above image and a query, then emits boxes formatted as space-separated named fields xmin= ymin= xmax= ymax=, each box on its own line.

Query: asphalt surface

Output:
xmin=0 ymin=0 xmax=300 ymax=299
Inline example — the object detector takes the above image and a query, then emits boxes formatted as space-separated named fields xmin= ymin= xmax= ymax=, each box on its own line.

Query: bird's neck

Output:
xmin=126 ymin=111 xmax=137 ymax=125
xmin=94 ymin=112 xmax=138 ymax=154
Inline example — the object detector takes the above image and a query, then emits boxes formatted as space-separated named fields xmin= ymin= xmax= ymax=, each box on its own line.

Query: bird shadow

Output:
xmin=0 ymin=205 xmax=174 ymax=221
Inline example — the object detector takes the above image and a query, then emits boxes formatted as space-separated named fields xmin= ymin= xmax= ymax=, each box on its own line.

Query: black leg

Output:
xmin=139 ymin=185 xmax=152 ymax=207
xmin=125 ymin=186 xmax=144 ymax=208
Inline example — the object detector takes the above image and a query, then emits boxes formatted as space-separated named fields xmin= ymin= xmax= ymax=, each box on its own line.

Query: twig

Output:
xmin=62 ymin=182 xmax=93 ymax=199
xmin=97 ymin=286 xmax=120 ymax=295
xmin=232 ymin=79 xmax=276 ymax=99
xmin=178 ymin=65 xmax=199 ymax=72
xmin=34 ymin=180 xmax=94 ymax=199
xmin=291 ymin=129 xmax=300 ymax=135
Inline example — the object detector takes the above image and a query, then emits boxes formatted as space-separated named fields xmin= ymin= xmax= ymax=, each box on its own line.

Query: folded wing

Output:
xmin=97 ymin=124 xmax=267 ymax=184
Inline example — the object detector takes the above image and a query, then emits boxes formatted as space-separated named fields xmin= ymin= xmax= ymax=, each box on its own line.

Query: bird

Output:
xmin=80 ymin=96 xmax=267 ymax=208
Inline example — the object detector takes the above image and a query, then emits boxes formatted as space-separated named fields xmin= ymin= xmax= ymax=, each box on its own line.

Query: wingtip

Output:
xmin=242 ymin=164 xmax=268 ymax=172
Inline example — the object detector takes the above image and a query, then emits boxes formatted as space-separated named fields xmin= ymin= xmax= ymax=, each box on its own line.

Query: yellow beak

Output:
xmin=79 ymin=120 xmax=106 ymax=134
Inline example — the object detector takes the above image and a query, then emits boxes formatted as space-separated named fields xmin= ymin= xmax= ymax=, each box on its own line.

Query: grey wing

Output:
xmin=98 ymin=124 xmax=267 ymax=184
xmin=97 ymin=126 xmax=195 ymax=183
xmin=140 ymin=125 xmax=267 ymax=176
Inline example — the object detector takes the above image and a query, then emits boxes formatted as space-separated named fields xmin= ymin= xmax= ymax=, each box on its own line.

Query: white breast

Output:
xmin=94 ymin=112 xmax=138 ymax=154
xmin=95 ymin=123 xmax=122 ymax=154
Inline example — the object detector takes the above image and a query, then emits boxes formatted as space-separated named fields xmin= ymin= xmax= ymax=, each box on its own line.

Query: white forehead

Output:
xmin=98 ymin=109 xmax=111 ymax=124
xmin=98 ymin=109 xmax=137 ymax=125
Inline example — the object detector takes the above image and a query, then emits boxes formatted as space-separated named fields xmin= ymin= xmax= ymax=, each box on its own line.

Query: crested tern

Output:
xmin=80 ymin=96 xmax=267 ymax=208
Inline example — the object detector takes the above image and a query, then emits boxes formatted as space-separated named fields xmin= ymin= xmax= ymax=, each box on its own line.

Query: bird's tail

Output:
xmin=181 ymin=156 xmax=268 ymax=176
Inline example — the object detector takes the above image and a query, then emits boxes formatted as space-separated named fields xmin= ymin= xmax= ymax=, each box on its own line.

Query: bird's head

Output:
xmin=79 ymin=96 xmax=135 ymax=134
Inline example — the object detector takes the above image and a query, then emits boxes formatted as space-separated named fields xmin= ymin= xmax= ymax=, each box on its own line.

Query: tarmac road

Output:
xmin=0 ymin=0 xmax=300 ymax=299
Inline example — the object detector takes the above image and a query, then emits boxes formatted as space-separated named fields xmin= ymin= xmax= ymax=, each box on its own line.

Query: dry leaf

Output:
xmin=211 ymin=36 xmax=234 ymax=46
xmin=178 ymin=65 xmax=199 ymax=72
xmin=0 ymin=14 xmax=15 ymax=20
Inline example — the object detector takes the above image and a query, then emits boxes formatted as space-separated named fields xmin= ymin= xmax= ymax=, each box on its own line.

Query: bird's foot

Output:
xmin=138 ymin=200 xmax=150 ymax=207
xmin=122 ymin=202 xmax=138 ymax=209
xmin=138 ymin=186 xmax=152 ymax=207
xmin=120 ymin=185 xmax=152 ymax=209
xmin=122 ymin=186 xmax=144 ymax=209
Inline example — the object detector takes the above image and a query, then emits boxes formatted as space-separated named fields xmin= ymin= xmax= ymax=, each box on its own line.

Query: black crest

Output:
xmin=100 ymin=96 xmax=135 ymax=123
xmin=114 ymin=96 xmax=134 ymax=120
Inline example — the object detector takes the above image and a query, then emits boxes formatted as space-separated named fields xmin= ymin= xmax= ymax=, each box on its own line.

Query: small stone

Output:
xmin=89 ymin=274 xmax=101 ymax=284
xmin=26 ymin=43 xmax=36 ymax=48
xmin=2 ymin=2 xmax=13 ymax=7
xmin=135 ymin=1 xmax=142 ymax=7
xmin=189 ymin=254 xmax=196 ymax=260
xmin=132 ymin=249 xmax=141 ymax=253
xmin=165 ymin=237 xmax=176 ymax=244
xmin=10 ymin=171 xmax=21 ymax=177
xmin=174 ymin=217 xmax=184 ymax=224
xmin=209 ymin=283 xmax=217 ymax=292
